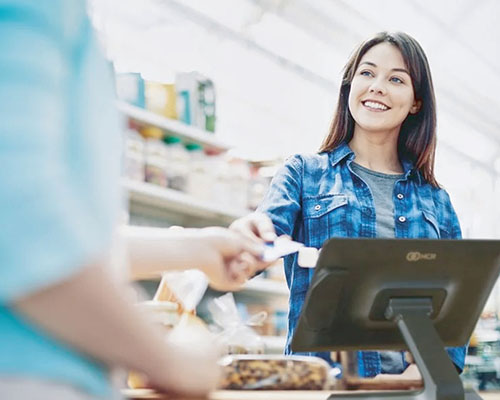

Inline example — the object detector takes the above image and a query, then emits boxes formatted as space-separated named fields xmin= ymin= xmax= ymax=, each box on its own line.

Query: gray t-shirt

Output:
xmin=351 ymin=162 xmax=404 ymax=238
xmin=351 ymin=162 xmax=406 ymax=374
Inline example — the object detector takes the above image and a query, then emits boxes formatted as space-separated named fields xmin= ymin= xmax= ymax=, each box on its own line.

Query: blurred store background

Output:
xmin=89 ymin=0 xmax=500 ymax=391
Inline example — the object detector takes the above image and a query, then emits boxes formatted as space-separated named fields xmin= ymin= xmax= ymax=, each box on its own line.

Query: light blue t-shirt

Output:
xmin=0 ymin=0 xmax=121 ymax=397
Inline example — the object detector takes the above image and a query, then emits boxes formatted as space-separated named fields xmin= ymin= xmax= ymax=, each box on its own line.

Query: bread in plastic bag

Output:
xmin=218 ymin=354 xmax=330 ymax=390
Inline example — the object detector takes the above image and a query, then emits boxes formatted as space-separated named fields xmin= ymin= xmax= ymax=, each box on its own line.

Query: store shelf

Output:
xmin=123 ymin=178 xmax=249 ymax=226
xmin=475 ymin=329 xmax=500 ymax=343
xmin=465 ymin=355 xmax=483 ymax=366
xmin=118 ymin=101 xmax=230 ymax=152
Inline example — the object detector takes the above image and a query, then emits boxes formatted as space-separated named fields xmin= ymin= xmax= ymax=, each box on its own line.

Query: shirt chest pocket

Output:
xmin=422 ymin=210 xmax=445 ymax=239
xmin=302 ymin=194 xmax=348 ymax=248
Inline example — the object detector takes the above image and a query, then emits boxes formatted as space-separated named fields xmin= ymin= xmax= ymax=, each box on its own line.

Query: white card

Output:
xmin=261 ymin=237 xmax=304 ymax=262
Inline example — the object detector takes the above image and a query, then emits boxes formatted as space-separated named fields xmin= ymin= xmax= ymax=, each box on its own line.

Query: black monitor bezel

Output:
xmin=291 ymin=238 xmax=500 ymax=352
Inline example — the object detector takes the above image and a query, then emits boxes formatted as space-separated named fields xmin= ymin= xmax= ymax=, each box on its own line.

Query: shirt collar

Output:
xmin=327 ymin=142 xmax=421 ymax=184
xmin=327 ymin=142 xmax=355 ymax=167
xmin=400 ymin=158 xmax=421 ymax=183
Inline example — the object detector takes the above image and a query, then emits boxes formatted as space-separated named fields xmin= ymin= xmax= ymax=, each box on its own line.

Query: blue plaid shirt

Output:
xmin=258 ymin=142 xmax=465 ymax=377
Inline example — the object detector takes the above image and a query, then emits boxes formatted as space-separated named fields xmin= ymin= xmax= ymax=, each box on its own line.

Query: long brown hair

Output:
xmin=319 ymin=31 xmax=439 ymax=187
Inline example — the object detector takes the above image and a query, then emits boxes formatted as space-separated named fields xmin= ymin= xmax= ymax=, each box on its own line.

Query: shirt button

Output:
xmin=314 ymin=204 xmax=321 ymax=211
xmin=397 ymin=193 xmax=404 ymax=200
xmin=398 ymin=216 xmax=406 ymax=223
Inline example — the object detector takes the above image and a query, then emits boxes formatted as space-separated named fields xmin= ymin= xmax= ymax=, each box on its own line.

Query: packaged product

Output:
xmin=143 ymin=137 xmax=168 ymax=187
xmin=145 ymin=81 xmax=178 ymax=119
xmin=159 ymin=270 xmax=218 ymax=380
xmin=140 ymin=126 xmax=164 ymax=140
xmin=160 ymin=269 xmax=211 ymax=331
xmin=210 ymin=155 xmax=232 ymax=208
xmin=163 ymin=136 xmax=189 ymax=192
xmin=176 ymin=72 xmax=216 ymax=132
xmin=136 ymin=300 xmax=179 ymax=328
xmin=227 ymin=158 xmax=251 ymax=211
xmin=128 ymin=270 xmax=216 ymax=389
xmin=208 ymin=293 xmax=265 ymax=355
xmin=115 ymin=72 xmax=145 ymax=108
xmin=247 ymin=172 xmax=270 ymax=210
xmin=124 ymin=129 xmax=145 ymax=182
xmin=185 ymin=143 xmax=211 ymax=200
xmin=218 ymin=354 xmax=330 ymax=390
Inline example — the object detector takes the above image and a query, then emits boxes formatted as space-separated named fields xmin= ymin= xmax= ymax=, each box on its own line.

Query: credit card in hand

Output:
xmin=261 ymin=237 xmax=304 ymax=262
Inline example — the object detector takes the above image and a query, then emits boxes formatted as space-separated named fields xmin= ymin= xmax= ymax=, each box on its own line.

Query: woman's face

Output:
xmin=348 ymin=42 xmax=420 ymax=136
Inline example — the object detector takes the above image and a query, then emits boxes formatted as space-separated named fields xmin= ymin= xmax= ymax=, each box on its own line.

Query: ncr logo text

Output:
xmin=406 ymin=252 xmax=437 ymax=262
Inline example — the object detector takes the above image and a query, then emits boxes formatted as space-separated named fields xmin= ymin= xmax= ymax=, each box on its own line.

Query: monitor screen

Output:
xmin=291 ymin=238 xmax=500 ymax=352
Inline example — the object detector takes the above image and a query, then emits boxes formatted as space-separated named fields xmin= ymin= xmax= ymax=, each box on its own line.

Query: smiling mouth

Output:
xmin=362 ymin=100 xmax=390 ymax=111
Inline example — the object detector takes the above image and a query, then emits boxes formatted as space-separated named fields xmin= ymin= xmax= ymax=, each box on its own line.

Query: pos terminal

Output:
xmin=291 ymin=238 xmax=500 ymax=400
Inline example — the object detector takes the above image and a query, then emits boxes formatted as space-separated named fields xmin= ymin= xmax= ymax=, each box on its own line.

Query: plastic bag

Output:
xmin=160 ymin=269 xmax=208 ymax=313
xmin=208 ymin=292 xmax=266 ymax=355
xmin=128 ymin=270 xmax=218 ymax=390
xmin=160 ymin=269 xmax=213 ymax=338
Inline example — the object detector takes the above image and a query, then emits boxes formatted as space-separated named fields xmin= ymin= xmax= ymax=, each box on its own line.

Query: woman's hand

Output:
xmin=372 ymin=364 xmax=422 ymax=381
xmin=229 ymin=212 xmax=278 ymax=243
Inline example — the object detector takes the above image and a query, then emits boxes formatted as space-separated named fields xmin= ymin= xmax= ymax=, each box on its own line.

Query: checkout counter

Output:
xmin=124 ymin=389 xmax=500 ymax=399
xmin=127 ymin=239 xmax=500 ymax=400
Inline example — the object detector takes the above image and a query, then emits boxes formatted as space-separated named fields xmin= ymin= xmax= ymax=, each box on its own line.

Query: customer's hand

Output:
xmin=193 ymin=227 xmax=267 ymax=291
xmin=146 ymin=324 xmax=220 ymax=397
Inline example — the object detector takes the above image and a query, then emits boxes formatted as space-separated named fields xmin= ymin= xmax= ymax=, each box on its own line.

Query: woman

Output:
xmin=230 ymin=31 xmax=465 ymax=378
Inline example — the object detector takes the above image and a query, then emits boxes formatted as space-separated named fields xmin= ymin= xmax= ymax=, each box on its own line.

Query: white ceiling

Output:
xmin=90 ymin=0 xmax=500 ymax=168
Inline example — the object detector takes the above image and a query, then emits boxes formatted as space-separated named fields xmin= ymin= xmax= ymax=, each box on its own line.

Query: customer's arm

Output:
xmin=0 ymin=12 xmax=216 ymax=396
xmin=13 ymin=260 xmax=219 ymax=396
xmin=122 ymin=225 xmax=266 ymax=291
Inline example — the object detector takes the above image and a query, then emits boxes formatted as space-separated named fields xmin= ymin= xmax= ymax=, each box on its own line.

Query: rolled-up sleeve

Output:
xmin=257 ymin=155 xmax=303 ymax=237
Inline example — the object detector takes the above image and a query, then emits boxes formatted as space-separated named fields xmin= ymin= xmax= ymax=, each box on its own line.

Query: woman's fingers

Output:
xmin=230 ymin=213 xmax=277 ymax=243
xmin=250 ymin=213 xmax=277 ymax=242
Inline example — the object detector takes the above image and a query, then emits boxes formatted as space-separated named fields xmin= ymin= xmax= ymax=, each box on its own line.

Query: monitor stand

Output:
xmin=328 ymin=298 xmax=481 ymax=400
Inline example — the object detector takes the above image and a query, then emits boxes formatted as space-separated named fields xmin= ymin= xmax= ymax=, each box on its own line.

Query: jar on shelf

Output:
xmin=185 ymin=143 xmax=212 ymax=201
xmin=210 ymin=155 xmax=232 ymax=208
xmin=247 ymin=167 xmax=271 ymax=210
xmin=141 ymin=126 xmax=168 ymax=187
xmin=140 ymin=126 xmax=164 ymax=140
xmin=227 ymin=158 xmax=250 ymax=211
xmin=163 ymin=136 xmax=190 ymax=192
xmin=123 ymin=128 xmax=145 ymax=181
